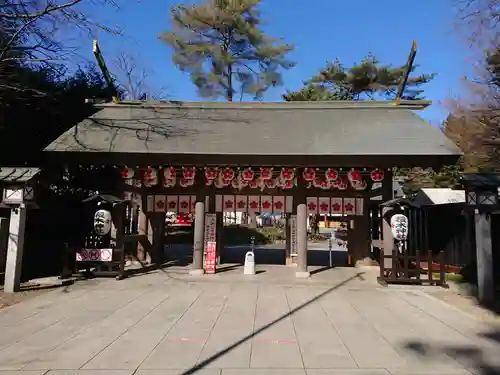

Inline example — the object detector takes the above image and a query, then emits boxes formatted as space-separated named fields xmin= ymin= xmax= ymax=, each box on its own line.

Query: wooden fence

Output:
xmin=378 ymin=250 xmax=448 ymax=287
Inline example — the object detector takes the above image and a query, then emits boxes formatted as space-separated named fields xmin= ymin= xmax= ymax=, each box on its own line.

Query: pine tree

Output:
xmin=160 ymin=0 xmax=294 ymax=101
xmin=283 ymin=54 xmax=434 ymax=101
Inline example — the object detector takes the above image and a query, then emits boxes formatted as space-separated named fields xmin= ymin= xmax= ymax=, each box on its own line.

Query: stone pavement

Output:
xmin=0 ymin=266 xmax=499 ymax=375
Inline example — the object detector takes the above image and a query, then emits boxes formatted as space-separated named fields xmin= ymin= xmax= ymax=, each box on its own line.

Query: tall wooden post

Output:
xmin=190 ymin=200 xmax=205 ymax=275
xmin=474 ymin=212 xmax=495 ymax=302
xmin=113 ymin=203 xmax=126 ymax=280
xmin=296 ymin=202 xmax=309 ymax=278
xmin=151 ymin=213 xmax=165 ymax=264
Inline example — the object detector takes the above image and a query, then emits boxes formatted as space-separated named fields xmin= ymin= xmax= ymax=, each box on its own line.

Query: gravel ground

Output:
xmin=0 ymin=285 xmax=53 ymax=310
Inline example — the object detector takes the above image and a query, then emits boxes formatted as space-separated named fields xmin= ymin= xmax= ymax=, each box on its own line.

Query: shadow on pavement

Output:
xmin=179 ymin=271 xmax=365 ymax=375
xmin=403 ymin=328 xmax=500 ymax=375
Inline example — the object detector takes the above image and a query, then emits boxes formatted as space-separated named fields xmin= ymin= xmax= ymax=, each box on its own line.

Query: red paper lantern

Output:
xmin=249 ymin=178 xmax=259 ymax=188
xmin=165 ymin=166 xmax=176 ymax=180
xmin=205 ymin=167 xmax=218 ymax=180
xmin=221 ymin=167 xmax=235 ymax=180
xmin=353 ymin=180 xmax=368 ymax=191
xmin=370 ymin=168 xmax=385 ymax=182
xmin=325 ymin=168 xmax=338 ymax=181
xmin=347 ymin=169 xmax=361 ymax=182
xmin=143 ymin=167 xmax=158 ymax=186
xmin=260 ymin=167 xmax=273 ymax=180
xmin=280 ymin=168 xmax=295 ymax=180
xmin=183 ymin=167 xmax=196 ymax=180
xmin=302 ymin=168 xmax=316 ymax=182
xmin=320 ymin=180 xmax=330 ymax=190
xmin=179 ymin=178 xmax=194 ymax=187
xmin=265 ymin=179 xmax=277 ymax=188
xmin=337 ymin=178 xmax=348 ymax=190
xmin=241 ymin=167 xmax=255 ymax=181
xmin=121 ymin=167 xmax=134 ymax=179
xmin=164 ymin=178 xmax=176 ymax=188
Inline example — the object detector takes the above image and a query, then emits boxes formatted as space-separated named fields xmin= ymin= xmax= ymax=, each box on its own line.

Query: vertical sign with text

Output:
xmin=204 ymin=213 xmax=217 ymax=273
xmin=290 ymin=215 xmax=297 ymax=256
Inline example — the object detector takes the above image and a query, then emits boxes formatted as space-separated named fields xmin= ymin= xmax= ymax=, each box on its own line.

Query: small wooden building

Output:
xmin=43 ymin=99 xmax=461 ymax=276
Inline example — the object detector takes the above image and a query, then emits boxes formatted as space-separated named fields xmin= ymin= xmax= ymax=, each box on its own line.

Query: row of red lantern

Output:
xmin=120 ymin=166 xmax=385 ymax=188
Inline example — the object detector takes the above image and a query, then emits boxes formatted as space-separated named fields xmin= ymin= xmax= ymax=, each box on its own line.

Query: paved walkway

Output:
xmin=0 ymin=267 xmax=499 ymax=375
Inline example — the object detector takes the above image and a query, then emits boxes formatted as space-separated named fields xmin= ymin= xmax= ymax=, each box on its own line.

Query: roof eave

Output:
xmin=91 ymin=99 xmax=432 ymax=111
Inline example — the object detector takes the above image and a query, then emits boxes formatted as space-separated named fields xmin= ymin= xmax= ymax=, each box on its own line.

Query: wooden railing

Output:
xmin=60 ymin=234 xmax=154 ymax=281
xmin=378 ymin=250 xmax=448 ymax=287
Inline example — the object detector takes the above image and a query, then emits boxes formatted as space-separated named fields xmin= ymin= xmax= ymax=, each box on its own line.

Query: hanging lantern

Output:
xmin=220 ymin=167 xmax=235 ymax=181
xmin=337 ymin=178 xmax=348 ymax=190
xmin=320 ymin=180 xmax=330 ymax=190
xmin=165 ymin=166 xmax=176 ymax=180
xmin=241 ymin=167 xmax=255 ymax=181
xmin=179 ymin=178 xmax=195 ymax=188
xmin=370 ymin=168 xmax=385 ymax=182
xmin=121 ymin=167 xmax=134 ymax=179
xmin=164 ymin=177 xmax=176 ymax=188
xmin=143 ymin=167 xmax=158 ymax=187
xmin=265 ymin=179 xmax=277 ymax=189
xmin=260 ymin=167 xmax=273 ymax=180
xmin=325 ymin=168 xmax=338 ymax=181
xmin=313 ymin=178 xmax=323 ymax=188
xmin=214 ymin=173 xmax=230 ymax=188
xmin=249 ymin=178 xmax=259 ymax=188
xmin=205 ymin=167 xmax=218 ymax=180
xmin=353 ymin=180 xmax=368 ymax=191
xmin=240 ymin=178 xmax=250 ymax=187
xmin=347 ymin=169 xmax=362 ymax=183
xmin=93 ymin=209 xmax=112 ymax=236
xmin=280 ymin=167 xmax=295 ymax=181
xmin=391 ymin=214 xmax=408 ymax=241
xmin=302 ymin=168 xmax=316 ymax=182
xmin=183 ymin=166 xmax=196 ymax=180
xmin=281 ymin=179 xmax=295 ymax=189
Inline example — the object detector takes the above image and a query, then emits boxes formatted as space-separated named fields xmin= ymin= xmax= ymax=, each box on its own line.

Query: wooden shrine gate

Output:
xmin=43 ymin=100 xmax=461 ymax=278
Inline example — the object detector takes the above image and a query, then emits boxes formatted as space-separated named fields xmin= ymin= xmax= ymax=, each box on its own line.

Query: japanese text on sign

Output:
xmin=205 ymin=241 xmax=217 ymax=274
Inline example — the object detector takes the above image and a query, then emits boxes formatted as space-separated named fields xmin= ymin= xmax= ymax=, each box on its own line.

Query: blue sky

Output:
xmin=77 ymin=0 xmax=473 ymax=125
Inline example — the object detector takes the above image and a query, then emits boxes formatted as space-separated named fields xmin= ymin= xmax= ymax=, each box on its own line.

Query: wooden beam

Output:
xmin=395 ymin=40 xmax=417 ymax=104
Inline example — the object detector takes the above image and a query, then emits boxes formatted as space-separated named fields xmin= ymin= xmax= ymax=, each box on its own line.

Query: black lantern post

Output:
xmin=460 ymin=173 xmax=500 ymax=303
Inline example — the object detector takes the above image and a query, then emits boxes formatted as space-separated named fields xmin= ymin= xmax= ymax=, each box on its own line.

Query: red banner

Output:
xmin=205 ymin=241 xmax=217 ymax=274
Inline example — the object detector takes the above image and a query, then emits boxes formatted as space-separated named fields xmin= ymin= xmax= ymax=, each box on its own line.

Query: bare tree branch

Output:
xmin=0 ymin=0 xmax=121 ymax=95
xmin=112 ymin=51 xmax=169 ymax=100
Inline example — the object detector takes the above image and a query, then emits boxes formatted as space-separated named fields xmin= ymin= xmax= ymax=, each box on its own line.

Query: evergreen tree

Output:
xmin=160 ymin=0 xmax=294 ymax=101
xmin=283 ymin=54 xmax=434 ymax=101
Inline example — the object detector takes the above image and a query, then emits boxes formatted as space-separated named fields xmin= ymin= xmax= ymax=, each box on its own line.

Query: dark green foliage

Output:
xmin=0 ymin=64 xmax=116 ymax=165
xmin=283 ymin=54 xmax=435 ymax=101
xmin=160 ymin=0 xmax=294 ymax=101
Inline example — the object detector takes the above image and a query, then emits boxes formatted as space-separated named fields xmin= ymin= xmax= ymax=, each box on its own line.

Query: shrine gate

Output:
xmin=44 ymin=100 xmax=461 ymax=277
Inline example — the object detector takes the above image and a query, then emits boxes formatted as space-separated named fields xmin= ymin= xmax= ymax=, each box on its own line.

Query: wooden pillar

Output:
xmin=190 ymin=200 xmax=205 ymax=275
xmin=0 ymin=217 xmax=9 ymax=276
xmin=381 ymin=206 xmax=395 ymax=269
xmin=285 ymin=214 xmax=291 ymax=265
xmin=296 ymin=202 xmax=309 ymax=278
xmin=216 ymin=212 xmax=223 ymax=264
xmin=380 ymin=169 xmax=394 ymax=268
xmin=113 ymin=203 xmax=126 ymax=280
xmin=475 ymin=212 xmax=495 ymax=303
xmin=138 ymin=208 xmax=148 ymax=262
xmin=151 ymin=213 xmax=165 ymax=264
xmin=3 ymin=204 xmax=27 ymax=293
xmin=351 ymin=198 xmax=370 ymax=265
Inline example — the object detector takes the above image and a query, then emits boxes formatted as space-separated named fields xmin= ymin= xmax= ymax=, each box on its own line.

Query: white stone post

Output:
xmin=4 ymin=204 xmax=27 ymax=293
